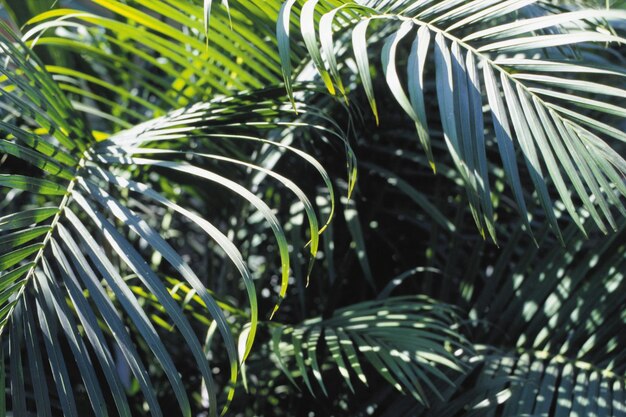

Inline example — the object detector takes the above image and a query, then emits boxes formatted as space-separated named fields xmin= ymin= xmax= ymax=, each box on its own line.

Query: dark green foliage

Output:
xmin=0 ymin=1 xmax=625 ymax=416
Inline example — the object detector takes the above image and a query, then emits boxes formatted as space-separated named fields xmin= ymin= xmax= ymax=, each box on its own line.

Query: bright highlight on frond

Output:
xmin=0 ymin=21 xmax=339 ymax=417
xmin=1 ymin=0 xmax=625 ymax=416
xmin=280 ymin=0 xmax=626 ymax=243
xmin=271 ymin=296 xmax=471 ymax=404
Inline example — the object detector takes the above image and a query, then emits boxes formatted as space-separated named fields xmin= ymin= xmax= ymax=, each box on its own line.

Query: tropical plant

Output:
xmin=0 ymin=0 xmax=624 ymax=416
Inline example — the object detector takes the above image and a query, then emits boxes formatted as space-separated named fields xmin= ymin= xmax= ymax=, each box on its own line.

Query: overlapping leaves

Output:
xmin=279 ymin=0 xmax=626 ymax=241
xmin=437 ymin=217 xmax=626 ymax=417
xmin=271 ymin=296 xmax=471 ymax=405
xmin=2 ymin=1 xmax=626 ymax=416
xmin=0 ymin=23 xmax=338 ymax=417
xmin=20 ymin=0 xmax=283 ymax=131
xmin=348 ymin=183 xmax=626 ymax=416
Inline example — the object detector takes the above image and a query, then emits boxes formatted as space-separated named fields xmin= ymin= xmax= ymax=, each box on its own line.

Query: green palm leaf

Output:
xmin=2 ymin=1 xmax=625 ymax=416
xmin=271 ymin=295 xmax=471 ymax=405
xmin=0 ymin=21 xmax=338 ymax=416
xmin=438 ymin=216 xmax=626 ymax=416
xmin=280 ymin=0 xmax=626 ymax=240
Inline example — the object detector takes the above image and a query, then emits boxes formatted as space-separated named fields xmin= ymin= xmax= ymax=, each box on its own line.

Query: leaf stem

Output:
xmin=0 ymin=150 xmax=90 ymax=336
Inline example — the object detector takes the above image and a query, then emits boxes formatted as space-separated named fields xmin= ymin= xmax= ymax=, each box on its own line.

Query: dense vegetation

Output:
xmin=1 ymin=0 xmax=625 ymax=416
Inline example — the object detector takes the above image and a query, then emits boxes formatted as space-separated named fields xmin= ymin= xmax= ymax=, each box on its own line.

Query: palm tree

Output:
xmin=0 ymin=0 xmax=624 ymax=416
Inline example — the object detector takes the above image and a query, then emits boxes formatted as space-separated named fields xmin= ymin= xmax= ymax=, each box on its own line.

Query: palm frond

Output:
xmin=462 ymin=348 xmax=625 ymax=417
xmin=280 ymin=0 xmax=626 ymax=241
xmin=2 ymin=1 xmax=625 ymax=416
xmin=0 ymin=25 xmax=339 ymax=416
xmin=368 ymin=346 xmax=625 ymax=417
xmin=20 ymin=0 xmax=283 ymax=127
xmin=466 ymin=221 xmax=626 ymax=374
xmin=270 ymin=295 xmax=471 ymax=405
xmin=431 ymin=206 xmax=626 ymax=416
xmin=337 ymin=217 xmax=626 ymax=416
xmin=325 ymin=109 xmax=626 ymax=415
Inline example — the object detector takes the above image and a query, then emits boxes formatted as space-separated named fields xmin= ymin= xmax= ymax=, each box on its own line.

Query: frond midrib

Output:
xmin=0 ymin=151 xmax=89 ymax=336
xmin=364 ymin=11 xmax=606 ymax=149
xmin=478 ymin=344 xmax=626 ymax=382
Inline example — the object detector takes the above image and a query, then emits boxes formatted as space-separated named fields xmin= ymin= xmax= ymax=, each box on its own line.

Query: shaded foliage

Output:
xmin=0 ymin=1 xmax=625 ymax=416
